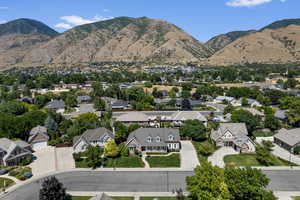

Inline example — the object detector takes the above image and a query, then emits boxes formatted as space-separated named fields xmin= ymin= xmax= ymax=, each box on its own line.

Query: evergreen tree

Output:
xmin=39 ymin=176 xmax=66 ymax=200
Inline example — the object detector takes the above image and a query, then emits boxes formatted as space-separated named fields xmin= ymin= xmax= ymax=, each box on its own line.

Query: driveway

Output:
xmin=180 ymin=141 xmax=200 ymax=169
xmin=56 ymin=147 xmax=75 ymax=171
xmin=208 ymin=147 xmax=238 ymax=167
xmin=30 ymin=146 xmax=56 ymax=176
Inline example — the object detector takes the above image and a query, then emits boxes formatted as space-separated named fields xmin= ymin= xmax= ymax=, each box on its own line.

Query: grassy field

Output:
xmin=140 ymin=197 xmax=177 ymax=200
xmin=104 ymin=156 xmax=145 ymax=168
xmin=192 ymin=140 xmax=217 ymax=162
xmin=224 ymin=154 xmax=297 ymax=167
xmin=146 ymin=153 xmax=180 ymax=168
xmin=112 ymin=197 xmax=134 ymax=200
xmin=0 ymin=177 xmax=15 ymax=189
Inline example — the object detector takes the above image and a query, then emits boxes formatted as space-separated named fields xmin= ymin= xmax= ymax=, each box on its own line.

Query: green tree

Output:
xmin=231 ymin=110 xmax=260 ymax=133
xmin=65 ymin=95 xmax=77 ymax=108
xmin=241 ymin=98 xmax=248 ymax=106
xmin=93 ymin=97 xmax=106 ymax=111
xmin=180 ymin=120 xmax=206 ymax=141
xmin=44 ymin=115 xmax=58 ymax=131
xmin=39 ymin=176 xmax=66 ymax=200
xmin=186 ymin=162 xmax=230 ymax=200
xmin=104 ymin=140 xmax=119 ymax=158
xmin=264 ymin=114 xmax=281 ymax=131
xmin=181 ymin=99 xmax=191 ymax=110
xmin=86 ymin=145 xmax=103 ymax=169
xmin=225 ymin=167 xmax=277 ymax=200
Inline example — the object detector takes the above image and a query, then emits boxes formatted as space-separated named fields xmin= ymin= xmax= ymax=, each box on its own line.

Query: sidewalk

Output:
xmin=208 ymin=147 xmax=238 ymax=167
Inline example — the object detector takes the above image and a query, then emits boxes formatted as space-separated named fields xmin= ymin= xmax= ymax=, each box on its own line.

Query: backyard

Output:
xmin=146 ymin=153 xmax=180 ymax=168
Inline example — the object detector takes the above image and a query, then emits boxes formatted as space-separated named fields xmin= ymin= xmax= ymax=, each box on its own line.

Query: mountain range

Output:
xmin=0 ymin=17 xmax=300 ymax=68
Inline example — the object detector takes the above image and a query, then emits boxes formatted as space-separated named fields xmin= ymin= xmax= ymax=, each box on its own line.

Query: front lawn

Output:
xmin=293 ymin=197 xmax=300 ymax=200
xmin=0 ymin=177 xmax=15 ymax=189
xmin=193 ymin=105 xmax=216 ymax=111
xmin=192 ymin=140 xmax=217 ymax=162
xmin=224 ymin=154 xmax=297 ymax=167
xmin=146 ymin=153 xmax=180 ymax=168
xmin=253 ymin=131 xmax=275 ymax=137
xmin=112 ymin=197 xmax=134 ymax=200
xmin=8 ymin=167 xmax=32 ymax=181
xmin=140 ymin=197 xmax=177 ymax=200
xmin=104 ymin=156 xmax=145 ymax=168
xmin=69 ymin=196 xmax=92 ymax=200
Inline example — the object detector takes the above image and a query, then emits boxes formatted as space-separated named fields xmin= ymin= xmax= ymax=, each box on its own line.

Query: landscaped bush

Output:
xmin=294 ymin=146 xmax=300 ymax=155
xmin=9 ymin=167 xmax=32 ymax=181
xmin=20 ymin=157 xmax=33 ymax=166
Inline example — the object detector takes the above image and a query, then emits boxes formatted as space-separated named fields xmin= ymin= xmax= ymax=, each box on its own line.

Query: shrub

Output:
xmin=294 ymin=146 xmax=300 ymax=155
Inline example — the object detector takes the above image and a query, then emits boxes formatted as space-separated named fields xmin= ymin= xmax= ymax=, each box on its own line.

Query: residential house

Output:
xmin=47 ymin=99 xmax=65 ymax=113
xmin=73 ymin=128 xmax=114 ymax=153
xmin=0 ymin=138 xmax=32 ymax=166
xmin=126 ymin=128 xmax=181 ymax=153
xmin=77 ymin=96 xmax=92 ymax=104
xmin=274 ymin=128 xmax=300 ymax=153
xmin=232 ymin=98 xmax=262 ymax=107
xmin=214 ymin=96 xmax=235 ymax=104
xmin=274 ymin=109 xmax=288 ymax=122
xmin=111 ymin=100 xmax=131 ymax=110
xmin=28 ymin=126 xmax=49 ymax=151
xmin=211 ymin=123 xmax=255 ymax=153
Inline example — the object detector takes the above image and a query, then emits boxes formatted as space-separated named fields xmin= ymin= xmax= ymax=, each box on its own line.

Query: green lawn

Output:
xmin=253 ymin=131 xmax=275 ymax=137
xmin=104 ymin=156 xmax=145 ymax=168
xmin=140 ymin=197 xmax=177 ymax=200
xmin=146 ymin=153 xmax=180 ymax=168
xmin=75 ymin=159 xmax=90 ymax=168
xmin=293 ymin=197 xmax=300 ymax=200
xmin=112 ymin=197 xmax=134 ymax=200
xmin=192 ymin=140 xmax=217 ymax=162
xmin=0 ymin=177 xmax=15 ymax=189
xmin=193 ymin=105 xmax=216 ymax=111
xmin=224 ymin=154 xmax=297 ymax=167
xmin=70 ymin=197 xmax=92 ymax=200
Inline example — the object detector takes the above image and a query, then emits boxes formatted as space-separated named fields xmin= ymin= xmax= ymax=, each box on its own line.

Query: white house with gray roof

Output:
xmin=28 ymin=126 xmax=49 ymax=151
xmin=126 ymin=128 xmax=181 ymax=153
xmin=73 ymin=128 xmax=114 ymax=153
xmin=274 ymin=128 xmax=300 ymax=153
xmin=211 ymin=123 xmax=255 ymax=153
xmin=0 ymin=138 xmax=32 ymax=166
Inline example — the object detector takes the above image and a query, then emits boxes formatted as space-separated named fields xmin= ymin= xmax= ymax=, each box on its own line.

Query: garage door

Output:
xmin=32 ymin=142 xmax=48 ymax=151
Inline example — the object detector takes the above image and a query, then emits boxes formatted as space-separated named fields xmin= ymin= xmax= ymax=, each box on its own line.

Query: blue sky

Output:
xmin=0 ymin=0 xmax=299 ymax=42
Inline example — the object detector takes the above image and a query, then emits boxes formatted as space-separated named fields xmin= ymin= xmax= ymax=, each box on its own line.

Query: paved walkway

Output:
xmin=274 ymin=191 xmax=300 ymax=200
xmin=30 ymin=146 xmax=56 ymax=176
xmin=56 ymin=147 xmax=75 ymax=171
xmin=256 ymin=137 xmax=300 ymax=166
xmin=141 ymin=155 xmax=150 ymax=168
xmin=180 ymin=141 xmax=200 ymax=169
xmin=208 ymin=147 xmax=238 ymax=167
xmin=0 ymin=175 xmax=21 ymax=185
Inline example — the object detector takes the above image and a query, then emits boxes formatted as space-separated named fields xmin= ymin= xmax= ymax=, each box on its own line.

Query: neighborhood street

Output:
xmin=2 ymin=170 xmax=300 ymax=200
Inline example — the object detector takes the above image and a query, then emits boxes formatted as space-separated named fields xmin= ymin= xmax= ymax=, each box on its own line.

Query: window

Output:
xmin=147 ymin=136 xmax=152 ymax=143
xmin=156 ymin=136 xmax=161 ymax=142
xmin=168 ymin=135 xmax=174 ymax=141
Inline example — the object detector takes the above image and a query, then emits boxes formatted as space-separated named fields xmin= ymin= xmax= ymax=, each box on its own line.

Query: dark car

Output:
xmin=0 ymin=168 xmax=8 ymax=175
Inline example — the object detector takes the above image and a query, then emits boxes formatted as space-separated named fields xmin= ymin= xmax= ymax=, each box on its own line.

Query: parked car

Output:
xmin=23 ymin=172 xmax=33 ymax=178
xmin=0 ymin=168 xmax=8 ymax=175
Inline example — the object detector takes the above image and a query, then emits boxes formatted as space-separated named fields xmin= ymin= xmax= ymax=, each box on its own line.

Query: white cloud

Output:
xmin=0 ymin=20 xmax=6 ymax=24
xmin=55 ymin=15 xmax=113 ymax=30
xmin=226 ymin=0 xmax=273 ymax=7
xmin=55 ymin=23 xmax=72 ymax=29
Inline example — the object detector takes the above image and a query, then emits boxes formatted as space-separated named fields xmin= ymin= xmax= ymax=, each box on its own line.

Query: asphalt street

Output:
xmin=2 ymin=170 xmax=300 ymax=200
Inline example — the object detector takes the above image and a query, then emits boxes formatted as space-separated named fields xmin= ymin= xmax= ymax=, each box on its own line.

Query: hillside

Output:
xmin=205 ymin=30 xmax=256 ymax=52
xmin=207 ymin=24 xmax=300 ymax=66
xmin=1 ymin=17 xmax=213 ymax=67
xmin=261 ymin=18 xmax=300 ymax=31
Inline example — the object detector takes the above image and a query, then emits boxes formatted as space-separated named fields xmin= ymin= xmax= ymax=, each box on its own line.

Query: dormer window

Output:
xmin=147 ymin=136 xmax=152 ymax=143
xmin=168 ymin=135 xmax=174 ymax=141
xmin=156 ymin=136 xmax=161 ymax=142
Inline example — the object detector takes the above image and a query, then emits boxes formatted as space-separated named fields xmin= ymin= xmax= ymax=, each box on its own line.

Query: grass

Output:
xmin=253 ymin=131 xmax=275 ymax=137
xmin=192 ymin=140 xmax=218 ymax=162
xmin=75 ymin=159 xmax=90 ymax=168
xmin=193 ymin=105 xmax=216 ymax=111
xmin=146 ymin=153 xmax=180 ymax=168
xmin=293 ymin=197 xmax=300 ymax=200
xmin=70 ymin=197 xmax=92 ymax=200
xmin=224 ymin=154 xmax=297 ymax=167
xmin=8 ymin=167 xmax=32 ymax=181
xmin=104 ymin=156 xmax=145 ymax=168
xmin=140 ymin=197 xmax=177 ymax=200
xmin=112 ymin=197 xmax=134 ymax=200
xmin=0 ymin=177 xmax=15 ymax=189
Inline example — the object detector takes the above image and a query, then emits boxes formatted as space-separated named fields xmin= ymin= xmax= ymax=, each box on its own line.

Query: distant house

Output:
xmin=232 ymin=98 xmax=262 ymax=107
xmin=28 ymin=126 xmax=49 ymax=151
xmin=274 ymin=109 xmax=288 ymax=121
xmin=73 ymin=128 xmax=114 ymax=153
xmin=214 ymin=96 xmax=235 ymax=104
xmin=77 ymin=96 xmax=92 ymax=104
xmin=274 ymin=128 xmax=300 ymax=153
xmin=241 ymin=107 xmax=264 ymax=117
xmin=20 ymin=96 xmax=34 ymax=104
xmin=47 ymin=99 xmax=65 ymax=113
xmin=126 ymin=128 xmax=181 ymax=153
xmin=0 ymin=138 xmax=32 ymax=166
xmin=111 ymin=100 xmax=131 ymax=110
xmin=210 ymin=123 xmax=255 ymax=153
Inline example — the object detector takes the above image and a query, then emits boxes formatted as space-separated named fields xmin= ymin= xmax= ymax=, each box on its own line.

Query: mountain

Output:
xmin=205 ymin=30 xmax=256 ymax=52
xmin=261 ymin=18 xmax=300 ymax=31
xmin=4 ymin=17 xmax=212 ymax=67
xmin=0 ymin=18 xmax=58 ymax=37
xmin=207 ymin=24 xmax=300 ymax=66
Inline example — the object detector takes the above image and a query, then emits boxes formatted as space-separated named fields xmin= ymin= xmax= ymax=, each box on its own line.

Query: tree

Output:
xmin=231 ymin=110 xmax=260 ymax=133
xmin=181 ymin=99 xmax=191 ymax=110
xmin=86 ymin=145 xmax=103 ymax=169
xmin=186 ymin=162 xmax=230 ymax=200
xmin=180 ymin=120 xmax=206 ymax=141
xmin=65 ymin=95 xmax=77 ymax=108
xmin=39 ymin=176 xmax=66 ymax=200
xmin=104 ymin=140 xmax=119 ymax=158
xmin=0 ymin=101 xmax=27 ymax=115
xmin=93 ymin=97 xmax=106 ymax=111
xmin=241 ymin=98 xmax=248 ymax=106
xmin=264 ymin=114 xmax=281 ymax=131
xmin=225 ymin=167 xmax=277 ymax=200
xmin=44 ymin=115 xmax=58 ymax=131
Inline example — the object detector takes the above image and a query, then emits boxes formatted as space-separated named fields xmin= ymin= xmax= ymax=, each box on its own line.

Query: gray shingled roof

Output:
xmin=211 ymin=123 xmax=248 ymax=141
xmin=127 ymin=128 xmax=180 ymax=147
xmin=275 ymin=110 xmax=287 ymax=120
xmin=77 ymin=96 xmax=92 ymax=103
xmin=47 ymin=99 xmax=65 ymax=110
xmin=274 ymin=128 xmax=300 ymax=146
xmin=73 ymin=127 xmax=113 ymax=145
xmin=112 ymin=100 xmax=129 ymax=108
xmin=28 ymin=126 xmax=49 ymax=143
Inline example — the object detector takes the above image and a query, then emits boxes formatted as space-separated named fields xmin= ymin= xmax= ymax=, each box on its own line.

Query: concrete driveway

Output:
xmin=208 ymin=147 xmax=238 ymax=167
xmin=180 ymin=141 xmax=200 ymax=169
xmin=56 ymin=147 xmax=75 ymax=171
xmin=30 ymin=146 xmax=56 ymax=176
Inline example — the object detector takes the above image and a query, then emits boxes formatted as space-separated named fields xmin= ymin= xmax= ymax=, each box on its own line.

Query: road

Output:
xmin=2 ymin=170 xmax=300 ymax=200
